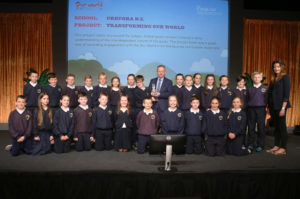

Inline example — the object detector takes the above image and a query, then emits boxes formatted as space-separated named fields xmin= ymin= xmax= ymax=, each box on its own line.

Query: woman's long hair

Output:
xmin=116 ymin=95 xmax=130 ymax=115
xmin=227 ymin=96 xmax=243 ymax=119
xmin=204 ymin=74 xmax=218 ymax=96
xmin=110 ymin=76 xmax=122 ymax=95
xmin=37 ymin=93 xmax=52 ymax=126
xmin=271 ymin=59 xmax=287 ymax=82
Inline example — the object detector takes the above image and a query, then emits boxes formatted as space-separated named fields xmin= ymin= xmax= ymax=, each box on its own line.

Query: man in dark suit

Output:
xmin=148 ymin=65 xmax=173 ymax=116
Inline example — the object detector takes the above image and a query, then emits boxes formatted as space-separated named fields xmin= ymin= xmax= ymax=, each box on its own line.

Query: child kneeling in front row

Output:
xmin=136 ymin=97 xmax=160 ymax=154
xmin=8 ymin=95 xmax=33 ymax=156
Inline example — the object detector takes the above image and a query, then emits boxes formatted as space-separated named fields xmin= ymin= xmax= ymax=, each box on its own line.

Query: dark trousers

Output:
xmin=272 ymin=109 xmax=288 ymax=149
xmin=95 ymin=129 xmax=112 ymax=151
xmin=54 ymin=136 xmax=71 ymax=153
xmin=10 ymin=137 xmax=32 ymax=156
xmin=75 ymin=134 xmax=91 ymax=151
xmin=137 ymin=134 xmax=150 ymax=154
xmin=227 ymin=135 xmax=249 ymax=156
xmin=32 ymin=132 xmax=51 ymax=156
xmin=186 ymin=135 xmax=202 ymax=154
xmin=115 ymin=128 xmax=131 ymax=150
xmin=247 ymin=107 xmax=266 ymax=148
xmin=205 ymin=136 xmax=227 ymax=156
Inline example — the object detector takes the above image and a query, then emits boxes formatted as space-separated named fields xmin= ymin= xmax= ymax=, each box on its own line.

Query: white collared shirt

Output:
xmin=143 ymin=108 xmax=153 ymax=115
xmin=232 ymin=108 xmax=242 ymax=113
xmin=207 ymin=85 xmax=213 ymax=90
xmin=253 ymin=83 xmax=262 ymax=88
xmin=85 ymin=86 xmax=93 ymax=91
xmin=176 ymin=84 xmax=183 ymax=88
xmin=42 ymin=106 xmax=48 ymax=111
xmin=139 ymin=87 xmax=146 ymax=91
xmin=190 ymin=108 xmax=199 ymax=114
xmin=29 ymin=81 xmax=37 ymax=87
xmin=211 ymin=109 xmax=220 ymax=114
xmin=185 ymin=86 xmax=193 ymax=91
xmin=194 ymin=84 xmax=201 ymax=89
xmin=16 ymin=108 xmax=25 ymax=115
xmin=49 ymin=84 xmax=56 ymax=88
xmin=61 ymin=106 xmax=70 ymax=112
xmin=99 ymin=84 xmax=107 ymax=88
xmin=128 ymin=85 xmax=136 ymax=89
xmin=221 ymin=86 xmax=228 ymax=90
xmin=99 ymin=105 xmax=107 ymax=110
xmin=79 ymin=105 xmax=88 ymax=110
xmin=112 ymin=87 xmax=119 ymax=91
xmin=236 ymin=86 xmax=246 ymax=91
xmin=67 ymin=84 xmax=75 ymax=89
xmin=168 ymin=107 xmax=177 ymax=112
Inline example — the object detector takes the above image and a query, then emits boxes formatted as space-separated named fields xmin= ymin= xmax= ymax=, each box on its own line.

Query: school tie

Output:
xmin=157 ymin=78 xmax=162 ymax=92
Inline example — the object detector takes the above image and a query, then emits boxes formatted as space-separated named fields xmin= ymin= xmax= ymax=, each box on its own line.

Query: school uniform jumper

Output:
xmin=161 ymin=108 xmax=184 ymax=134
xmin=79 ymin=86 xmax=94 ymax=108
xmin=227 ymin=110 xmax=249 ymax=156
xmin=136 ymin=109 xmax=160 ymax=154
xmin=114 ymin=109 xmax=134 ymax=150
xmin=172 ymin=85 xmax=183 ymax=108
xmin=217 ymin=87 xmax=235 ymax=113
xmin=8 ymin=109 xmax=33 ymax=156
xmin=180 ymin=87 xmax=198 ymax=111
xmin=93 ymin=85 xmax=110 ymax=107
xmin=184 ymin=109 xmax=205 ymax=154
xmin=247 ymin=84 xmax=268 ymax=149
xmin=204 ymin=110 xmax=228 ymax=156
xmin=200 ymin=88 xmax=217 ymax=111
xmin=61 ymin=86 xmax=79 ymax=109
xmin=73 ymin=106 xmax=94 ymax=151
xmin=92 ymin=106 xmax=114 ymax=151
xmin=53 ymin=108 xmax=75 ymax=153
xmin=32 ymin=108 xmax=53 ymax=155
xmin=23 ymin=82 xmax=42 ymax=114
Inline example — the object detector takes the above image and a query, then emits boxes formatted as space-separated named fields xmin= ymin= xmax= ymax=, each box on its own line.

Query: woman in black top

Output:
xmin=267 ymin=60 xmax=291 ymax=155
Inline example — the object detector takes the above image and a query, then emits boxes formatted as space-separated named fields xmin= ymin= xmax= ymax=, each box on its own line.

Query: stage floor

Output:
xmin=1 ymin=130 xmax=300 ymax=173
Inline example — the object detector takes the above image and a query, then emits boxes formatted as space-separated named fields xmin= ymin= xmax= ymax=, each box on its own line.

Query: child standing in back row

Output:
xmin=217 ymin=75 xmax=235 ymax=113
xmin=62 ymin=74 xmax=79 ymax=109
xmin=23 ymin=71 xmax=42 ymax=114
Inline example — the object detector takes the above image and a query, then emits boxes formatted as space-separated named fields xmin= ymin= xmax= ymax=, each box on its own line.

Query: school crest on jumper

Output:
xmin=151 ymin=114 xmax=155 ymax=120
xmin=243 ymin=91 xmax=247 ymax=95
xmin=25 ymin=114 xmax=30 ymax=120
xmin=237 ymin=116 xmax=242 ymax=120
xmin=177 ymin=113 xmax=182 ymax=118
xmin=219 ymin=115 xmax=223 ymax=120
xmin=75 ymin=90 xmax=78 ymax=95
xmin=261 ymin=88 xmax=266 ymax=93
xmin=69 ymin=113 xmax=73 ymax=118
xmin=37 ymin=89 xmax=41 ymax=94
xmin=108 ymin=110 xmax=112 ymax=115
xmin=58 ymin=88 xmax=61 ymax=92
xmin=199 ymin=115 xmax=203 ymax=120
xmin=88 ymin=112 xmax=92 ymax=117
xmin=91 ymin=93 xmax=93 ymax=97
xmin=227 ymin=91 xmax=232 ymax=96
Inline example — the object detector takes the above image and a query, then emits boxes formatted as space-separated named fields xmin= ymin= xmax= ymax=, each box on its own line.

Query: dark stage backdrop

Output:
xmin=243 ymin=19 xmax=300 ymax=127
xmin=0 ymin=13 xmax=53 ymax=123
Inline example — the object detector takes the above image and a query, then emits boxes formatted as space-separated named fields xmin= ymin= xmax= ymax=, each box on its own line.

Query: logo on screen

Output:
xmin=75 ymin=1 xmax=103 ymax=10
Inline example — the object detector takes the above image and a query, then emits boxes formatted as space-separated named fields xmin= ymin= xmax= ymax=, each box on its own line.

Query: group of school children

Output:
xmin=8 ymin=65 xmax=271 ymax=157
